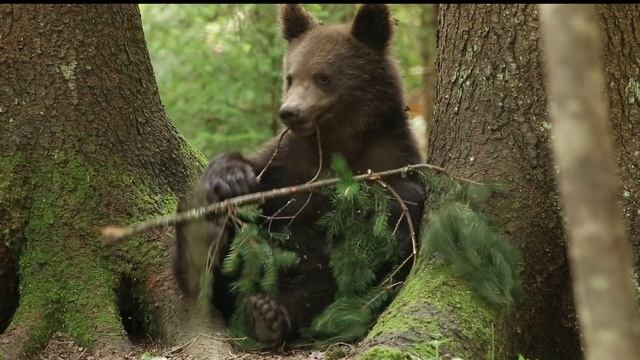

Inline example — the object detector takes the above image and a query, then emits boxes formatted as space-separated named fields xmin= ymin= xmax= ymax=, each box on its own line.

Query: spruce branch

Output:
xmin=100 ymin=163 xmax=484 ymax=244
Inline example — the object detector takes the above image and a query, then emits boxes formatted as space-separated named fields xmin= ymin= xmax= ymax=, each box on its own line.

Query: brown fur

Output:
xmin=173 ymin=4 xmax=425 ymax=347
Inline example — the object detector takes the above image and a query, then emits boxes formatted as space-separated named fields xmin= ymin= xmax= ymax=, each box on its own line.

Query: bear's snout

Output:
xmin=279 ymin=106 xmax=300 ymax=124
xmin=279 ymin=105 xmax=316 ymax=136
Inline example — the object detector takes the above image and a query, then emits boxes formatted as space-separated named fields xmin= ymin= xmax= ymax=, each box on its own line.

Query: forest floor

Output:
xmin=36 ymin=332 xmax=332 ymax=360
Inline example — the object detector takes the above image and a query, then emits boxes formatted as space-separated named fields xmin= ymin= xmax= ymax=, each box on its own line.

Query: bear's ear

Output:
xmin=351 ymin=4 xmax=393 ymax=50
xmin=280 ymin=4 xmax=315 ymax=42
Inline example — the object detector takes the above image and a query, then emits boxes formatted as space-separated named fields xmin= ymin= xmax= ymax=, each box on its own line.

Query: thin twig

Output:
xmin=286 ymin=192 xmax=313 ymax=227
xmin=267 ymin=198 xmax=296 ymax=232
xmin=376 ymin=179 xmax=418 ymax=269
xmin=309 ymin=127 xmax=323 ymax=183
xmin=258 ymin=213 xmax=297 ymax=221
xmin=205 ymin=213 xmax=230 ymax=276
xmin=259 ymin=129 xmax=292 ymax=230
xmin=380 ymin=254 xmax=413 ymax=287
xmin=75 ymin=348 xmax=87 ymax=360
xmin=261 ymin=127 xmax=319 ymax=229
xmin=286 ymin=127 xmax=323 ymax=227
xmin=228 ymin=210 xmax=246 ymax=228
xmin=163 ymin=335 xmax=199 ymax=356
xmin=392 ymin=211 xmax=405 ymax=236
xmin=361 ymin=281 xmax=404 ymax=310
xmin=100 ymin=163 xmax=483 ymax=244
xmin=256 ymin=128 xmax=289 ymax=183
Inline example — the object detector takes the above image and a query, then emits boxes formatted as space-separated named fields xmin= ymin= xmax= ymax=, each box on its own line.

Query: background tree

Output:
xmin=539 ymin=4 xmax=640 ymax=359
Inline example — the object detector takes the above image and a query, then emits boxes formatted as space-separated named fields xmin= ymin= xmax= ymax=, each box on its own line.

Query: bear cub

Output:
xmin=173 ymin=4 xmax=425 ymax=348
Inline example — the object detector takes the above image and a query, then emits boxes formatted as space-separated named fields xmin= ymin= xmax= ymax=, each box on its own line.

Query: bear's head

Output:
xmin=278 ymin=4 xmax=405 ymax=138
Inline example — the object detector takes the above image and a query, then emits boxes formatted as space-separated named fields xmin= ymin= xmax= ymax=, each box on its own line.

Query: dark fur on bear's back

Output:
xmin=173 ymin=4 xmax=425 ymax=347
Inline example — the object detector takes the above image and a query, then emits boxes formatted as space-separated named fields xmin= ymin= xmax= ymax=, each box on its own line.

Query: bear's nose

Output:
xmin=279 ymin=107 xmax=300 ymax=124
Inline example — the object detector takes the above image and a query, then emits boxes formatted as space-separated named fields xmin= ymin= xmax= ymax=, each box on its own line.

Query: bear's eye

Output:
xmin=285 ymin=75 xmax=293 ymax=89
xmin=314 ymin=72 xmax=331 ymax=86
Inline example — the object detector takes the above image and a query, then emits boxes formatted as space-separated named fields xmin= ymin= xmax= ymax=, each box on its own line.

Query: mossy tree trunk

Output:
xmin=0 ymin=4 xmax=232 ymax=359
xmin=358 ymin=4 xmax=640 ymax=360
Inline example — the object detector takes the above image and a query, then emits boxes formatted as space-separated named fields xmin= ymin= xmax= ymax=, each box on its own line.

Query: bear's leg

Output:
xmin=174 ymin=152 xmax=258 ymax=299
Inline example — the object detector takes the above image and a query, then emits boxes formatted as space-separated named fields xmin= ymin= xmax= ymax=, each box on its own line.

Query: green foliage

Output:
xmin=140 ymin=5 xmax=283 ymax=158
xmin=421 ymin=180 xmax=523 ymax=306
xmin=219 ymin=207 xmax=300 ymax=350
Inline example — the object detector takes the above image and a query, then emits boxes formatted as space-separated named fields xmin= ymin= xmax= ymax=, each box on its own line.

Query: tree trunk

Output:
xmin=358 ymin=5 xmax=569 ymax=359
xmin=354 ymin=6 xmax=571 ymax=359
xmin=0 ymin=4 xmax=231 ymax=359
xmin=539 ymin=5 xmax=640 ymax=359
xmin=428 ymin=4 xmax=585 ymax=359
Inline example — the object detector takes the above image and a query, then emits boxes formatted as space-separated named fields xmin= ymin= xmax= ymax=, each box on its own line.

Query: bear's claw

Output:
xmin=247 ymin=293 xmax=291 ymax=347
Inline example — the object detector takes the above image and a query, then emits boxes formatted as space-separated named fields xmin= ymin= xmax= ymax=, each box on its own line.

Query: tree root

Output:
xmin=0 ymin=284 xmax=135 ymax=359
xmin=72 ymin=307 xmax=134 ymax=355
xmin=0 ymin=308 xmax=52 ymax=360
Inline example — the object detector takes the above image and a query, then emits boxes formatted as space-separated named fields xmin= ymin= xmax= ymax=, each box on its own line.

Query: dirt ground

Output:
xmin=36 ymin=332 xmax=346 ymax=360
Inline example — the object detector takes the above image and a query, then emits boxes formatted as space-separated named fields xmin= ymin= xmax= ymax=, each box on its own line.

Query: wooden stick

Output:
xmin=100 ymin=163 xmax=483 ymax=244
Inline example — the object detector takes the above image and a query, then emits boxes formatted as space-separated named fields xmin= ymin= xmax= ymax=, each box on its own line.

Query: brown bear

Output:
xmin=173 ymin=4 xmax=425 ymax=348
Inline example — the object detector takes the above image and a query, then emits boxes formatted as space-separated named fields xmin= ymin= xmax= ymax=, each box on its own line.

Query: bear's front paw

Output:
xmin=247 ymin=293 xmax=291 ymax=348
xmin=201 ymin=152 xmax=257 ymax=204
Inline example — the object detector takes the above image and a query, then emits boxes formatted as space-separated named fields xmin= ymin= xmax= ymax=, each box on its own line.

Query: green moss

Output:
xmin=625 ymin=78 xmax=640 ymax=104
xmin=357 ymin=346 xmax=409 ymax=360
xmin=3 ymin=307 xmax=59 ymax=358
xmin=0 ymin=155 xmax=23 ymax=188
xmin=0 ymin=154 xmax=28 ymax=249
xmin=366 ymin=258 xmax=498 ymax=359
xmin=181 ymin=134 xmax=208 ymax=169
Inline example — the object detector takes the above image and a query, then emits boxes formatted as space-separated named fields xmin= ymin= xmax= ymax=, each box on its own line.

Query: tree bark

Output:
xmin=0 ymin=4 xmax=230 ymax=359
xmin=412 ymin=5 xmax=580 ymax=359
xmin=596 ymin=5 xmax=640 ymax=271
xmin=539 ymin=4 xmax=640 ymax=360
